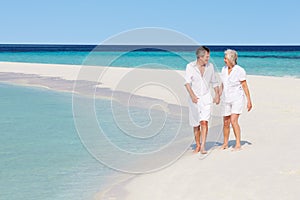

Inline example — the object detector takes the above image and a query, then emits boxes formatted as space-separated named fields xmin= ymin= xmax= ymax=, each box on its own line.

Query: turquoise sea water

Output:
xmin=0 ymin=83 xmax=191 ymax=199
xmin=0 ymin=84 xmax=117 ymax=200
xmin=0 ymin=50 xmax=300 ymax=78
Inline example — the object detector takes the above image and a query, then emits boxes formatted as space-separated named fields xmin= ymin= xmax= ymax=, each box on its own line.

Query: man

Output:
xmin=184 ymin=46 xmax=220 ymax=154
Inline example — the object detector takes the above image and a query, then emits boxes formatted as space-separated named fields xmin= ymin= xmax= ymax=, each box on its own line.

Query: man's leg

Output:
xmin=221 ymin=116 xmax=231 ymax=149
xmin=193 ymin=126 xmax=201 ymax=153
xmin=200 ymin=120 xmax=208 ymax=154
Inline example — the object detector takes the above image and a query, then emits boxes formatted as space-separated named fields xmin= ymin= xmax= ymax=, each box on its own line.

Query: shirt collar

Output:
xmin=192 ymin=60 xmax=208 ymax=68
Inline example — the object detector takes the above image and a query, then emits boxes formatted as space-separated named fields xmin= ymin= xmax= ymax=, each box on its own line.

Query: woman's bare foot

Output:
xmin=193 ymin=145 xmax=201 ymax=153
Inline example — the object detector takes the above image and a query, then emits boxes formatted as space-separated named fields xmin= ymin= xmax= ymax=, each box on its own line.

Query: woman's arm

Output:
xmin=241 ymin=80 xmax=252 ymax=111
xmin=219 ymin=83 xmax=223 ymax=97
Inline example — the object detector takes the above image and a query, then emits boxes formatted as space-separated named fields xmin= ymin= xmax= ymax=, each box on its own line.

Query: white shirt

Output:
xmin=184 ymin=60 xmax=218 ymax=97
xmin=220 ymin=65 xmax=246 ymax=103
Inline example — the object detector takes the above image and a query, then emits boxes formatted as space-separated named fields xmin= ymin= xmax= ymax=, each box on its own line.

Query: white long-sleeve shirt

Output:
xmin=184 ymin=60 xmax=218 ymax=97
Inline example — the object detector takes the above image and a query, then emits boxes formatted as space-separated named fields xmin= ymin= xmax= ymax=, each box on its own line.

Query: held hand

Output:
xmin=247 ymin=101 xmax=252 ymax=111
xmin=213 ymin=95 xmax=220 ymax=105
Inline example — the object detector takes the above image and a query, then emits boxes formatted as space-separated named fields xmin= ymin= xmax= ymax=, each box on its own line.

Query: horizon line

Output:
xmin=1 ymin=43 xmax=300 ymax=46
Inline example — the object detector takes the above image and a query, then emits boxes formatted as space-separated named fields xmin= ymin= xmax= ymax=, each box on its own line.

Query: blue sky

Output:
xmin=1 ymin=0 xmax=299 ymax=44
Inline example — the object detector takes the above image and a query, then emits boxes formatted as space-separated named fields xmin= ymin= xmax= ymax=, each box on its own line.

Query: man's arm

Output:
xmin=210 ymin=65 xmax=220 ymax=105
xmin=185 ymin=83 xmax=198 ymax=103
xmin=213 ymin=86 xmax=220 ymax=104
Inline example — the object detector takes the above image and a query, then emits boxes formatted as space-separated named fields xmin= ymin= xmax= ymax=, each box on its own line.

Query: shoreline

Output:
xmin=0 ymin=62 xmax=188 ymax=105
xmin=1 ymin=61 xmax=299 ymax=95
xmin=1 ymin=61 xmax=300 ymax=79
xmin=1 ymin=62 xmax=300 ymax=199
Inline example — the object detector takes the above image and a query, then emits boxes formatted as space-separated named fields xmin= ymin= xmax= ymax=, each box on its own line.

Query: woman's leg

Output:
xmin=221 ymin=116 xmax=231 ymax=149
xmin=230 ymin=114 xmax=241 ymax=150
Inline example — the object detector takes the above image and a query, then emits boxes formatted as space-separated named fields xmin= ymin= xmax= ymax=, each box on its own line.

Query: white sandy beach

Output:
xmin=101 ymin=76 xmax=300 ymax=200
xmin=0 ymin=62 xmax=184 ymax=105
xmin=1 ymin=62 xmax=300 ymax=199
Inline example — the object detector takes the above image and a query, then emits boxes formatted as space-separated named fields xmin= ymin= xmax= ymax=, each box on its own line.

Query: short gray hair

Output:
xmin=224 ymin=49 xmax=238 ymax=65
xmin=196 ymin=46 xmax=210 ymax=58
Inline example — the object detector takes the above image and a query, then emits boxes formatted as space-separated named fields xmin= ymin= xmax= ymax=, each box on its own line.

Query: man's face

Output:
xmin=199 ymin=52 xmax=210 ymax=65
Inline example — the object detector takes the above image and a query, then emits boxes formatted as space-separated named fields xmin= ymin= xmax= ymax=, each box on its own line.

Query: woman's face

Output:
xmin=224 ymin=55 xmax=233 ymax=67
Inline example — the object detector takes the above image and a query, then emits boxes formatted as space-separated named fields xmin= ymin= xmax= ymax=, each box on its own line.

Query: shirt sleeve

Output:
xmin=184 ymin=64 xmax=193 ymax=85
xmin=238 ymin=67 xmax=246 ymax=81
xmin=210 ymin=64 xmax=219 ymax=88
xmin=220 ymin=66 xmax=226 ymax=83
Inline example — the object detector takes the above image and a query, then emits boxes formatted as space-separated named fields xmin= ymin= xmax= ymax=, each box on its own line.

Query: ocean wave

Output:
xmin=282 ymin=75 xmax=300 ymax=79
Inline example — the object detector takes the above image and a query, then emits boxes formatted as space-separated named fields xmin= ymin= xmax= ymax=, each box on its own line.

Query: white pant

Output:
xmin=222 ymin=97 xmax=245 ymax=116
xmin=188 ymin=92 xmax=213 ymax=127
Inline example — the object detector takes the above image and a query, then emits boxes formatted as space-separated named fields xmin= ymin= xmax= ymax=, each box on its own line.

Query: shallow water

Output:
xmin=0 ymin=82 xmax=203 ymax=199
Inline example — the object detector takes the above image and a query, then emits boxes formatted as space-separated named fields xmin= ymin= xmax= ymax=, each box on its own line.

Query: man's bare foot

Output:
xmin=193 ymin=146 xmax=201 ymax=153
xmin=200 ymin=149 xmax=207 ymax=154
xmin=232 ymin=146 xmax=242 ymax=151
xmin=220 ymin=144 xmax=228 ymax=150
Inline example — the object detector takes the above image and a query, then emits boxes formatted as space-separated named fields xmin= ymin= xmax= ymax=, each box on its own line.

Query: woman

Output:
xmin=219 ymin=49 xmax=252 ymax=150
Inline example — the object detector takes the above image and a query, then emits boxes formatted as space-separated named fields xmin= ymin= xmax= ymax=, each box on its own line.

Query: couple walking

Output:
xmin=184 ymin=46 xmax=252 ymax=154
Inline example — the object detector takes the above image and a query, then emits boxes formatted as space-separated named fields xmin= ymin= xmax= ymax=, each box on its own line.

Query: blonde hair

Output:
xmin=224 ymin=49 xmax=238 ymax=65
